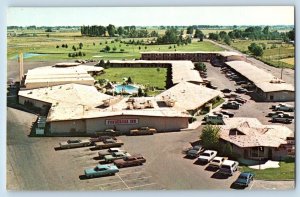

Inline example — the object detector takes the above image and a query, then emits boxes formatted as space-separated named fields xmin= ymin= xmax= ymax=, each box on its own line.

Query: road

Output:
xmin=205 ymin=39 xmax=294 ymax=84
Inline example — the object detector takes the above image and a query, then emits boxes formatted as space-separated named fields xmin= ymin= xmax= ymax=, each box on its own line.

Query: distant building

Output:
xmin=23 ymin=63 xmax=103 ymax=89
xmin=225 ymin=61 xmax=294 ymax=101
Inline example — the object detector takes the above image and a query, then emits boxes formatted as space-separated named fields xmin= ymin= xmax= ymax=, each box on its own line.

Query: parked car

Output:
xmin=206 ymin=83 xmax=218 ymax=90
xmin=94 ymin=139 xmax=124 ymax=149
xmin=205 ymin=115 xmax=224 ymax=125
xmin=114 ymin=154 xmax=146 ymax=168
xmin=234 ymin=97 xmax=247 ymax=104
xmin=198 ymin=150 xmax=217 ymax=163
xmin=222 ymin=102 xmax=240 ymax=110
xmin=234 ymin=172 xmax=254 ymax=187
xmin=221 ymin=88 xmax=232 ymax=93
xmin=129 ymin=127 xmax=157 ymax=135
xmin=236 ymin=81 xmax=248 ymax=85
xmin=272 ymin=112 xmax=294 ymax=119
xmin=90 ymin=136 xmax=117 ymax=144
xmin=208 ymin=156 xmax=227 ymax=169
xmin=84 ymin=164 xmax=119 ymax=178
xmin=98 ymin=148 xmax=126 ymax=159
xmin=219 ymin=160 xmax=239 ymax=176
xmin=224 ymin=93 xmax=240 ymax=98
xmin=213 ymin=112 xmax=230 ymax=119
xmin=273 ymin=104 xmax=294 ymax=112
xmin=104 ymin=151 xmax=131 ymax=163
xmin=59 ymin=139 xmax=91 ymax=149
xmin=186 ymin=145 xmax=204 ymax=158
xmin=236 ymin=88 xmax=248 ymax=94
xmin=272 ymin=114 xmax=293 ymax=124
xmin=267 ymin=111 xmax=285 ymax=117
xmin=95 ymin=129 xmax=120 ymax=136
xmin=220 ymin=110 xmax=234 ymax=118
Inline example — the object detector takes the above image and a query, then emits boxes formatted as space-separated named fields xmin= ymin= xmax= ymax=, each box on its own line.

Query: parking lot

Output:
xmin=205 ymin=62 xmax=294 ymax=131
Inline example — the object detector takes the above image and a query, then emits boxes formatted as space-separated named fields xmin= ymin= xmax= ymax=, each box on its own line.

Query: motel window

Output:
xmin=270 ymin=95 xmax=274 ymax=100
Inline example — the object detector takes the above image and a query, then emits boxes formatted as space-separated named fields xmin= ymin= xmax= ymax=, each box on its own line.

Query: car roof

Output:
xmin=212 ymin=156 xmax=223 ymax=160
xmin=96 ymin=164 xmax=109 ymax=168
xmin=203 ymin=150 xmax=216 ymax=154
xmin=222 ymin=160 xmax=236 ymax=165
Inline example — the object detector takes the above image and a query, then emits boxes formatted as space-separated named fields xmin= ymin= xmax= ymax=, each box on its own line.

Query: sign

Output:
xmin=105 ymin=119 xmax=139 ymax=125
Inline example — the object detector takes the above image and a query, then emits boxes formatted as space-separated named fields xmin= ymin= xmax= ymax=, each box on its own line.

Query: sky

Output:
xmin=7 ymin=6 xmax=294 ymax=26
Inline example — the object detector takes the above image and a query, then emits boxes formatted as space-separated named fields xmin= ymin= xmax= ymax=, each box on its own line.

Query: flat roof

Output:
xmin=19 ymin=84 xmax=191 ymax=122
xmin=109 ymin=60 xmax=203 ymax=84
xmin=225 ymin=61 xmax=294 ymax=92
xmin=155 ymin=81 xmax=221 ymax=111
xmin=220 ymin=118 xmax=293 ymax=148
xmin=24 ymin=65 xmax=103 ymax=88
xmin=140 ymin=51 xmax=243 ymax=57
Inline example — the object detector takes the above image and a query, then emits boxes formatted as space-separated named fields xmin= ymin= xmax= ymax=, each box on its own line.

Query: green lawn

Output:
xmin=95 ymin=67 xmax=167 ymax=90
xmin=239 ymin=162 xmax=295 ymax=180
xmin=7 ymin=30 xmax=224 ymax=61
xmin=230 ymin=39 xmax=295 ymax=69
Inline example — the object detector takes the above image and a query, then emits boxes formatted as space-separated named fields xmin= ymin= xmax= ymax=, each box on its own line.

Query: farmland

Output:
xmin=7 ymin=30 xmax=223 ymax=61
xmin=230 ymin=39 xmax=294 ymax=69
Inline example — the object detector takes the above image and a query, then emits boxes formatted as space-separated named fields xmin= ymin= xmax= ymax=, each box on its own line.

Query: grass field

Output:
xmin=240 ymin=162 xmax=295 ymax=180
xmin=7 ymin=30 xmax=224 ymax=61
xmin=95 ymin=67 xmax=167 ymax=90
xmin=230 ymin=39 xmax=295 ymax=69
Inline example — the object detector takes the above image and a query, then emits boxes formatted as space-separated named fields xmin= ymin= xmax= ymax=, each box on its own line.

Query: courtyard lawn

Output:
xmin=239 ymin=161 xmax=295 ymax=180
xmin=7 ymin=30 xmax=223 ymax=61
xmin=95 ymin=67 xmax=167 ymax=90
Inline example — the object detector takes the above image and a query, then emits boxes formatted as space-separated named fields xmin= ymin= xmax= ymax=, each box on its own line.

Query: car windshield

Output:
xmin=201 ymin=153 xmax=210 ymax=157
xmin=68 ymin=139 xmax=80 ymax=143
xmin=212 ymin=159 xmax=220 ymax=163
xmin=95 ymin=167 xmax=105 ymax=171
xmin=221 ymin=165 xmax=231 ymax=169
xmin=239 ymin=175 xmax=248 ymax=179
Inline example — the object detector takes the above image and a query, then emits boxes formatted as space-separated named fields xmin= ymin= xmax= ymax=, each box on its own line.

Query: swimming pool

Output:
xmin=114 ymin=85 xmax=139 ymax=94
xmin=13 ymin=53 xmax=47 ymax=59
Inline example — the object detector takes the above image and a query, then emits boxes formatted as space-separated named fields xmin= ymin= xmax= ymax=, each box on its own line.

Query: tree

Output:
xmin=56 ymin=45 xmax=59 ymax=48
xmin=98 ymin=59 xmax=105 ymax=67
xmin=287 ymin=28 xmax=295 ymax=41
xmin=72 ymin=45 xmax=76 ymax=51
xmin=248 ymin=43 xmax=264 ymax=56
xmin=200 ymin=125 xmax=220 ymax=150
xmin=117 ymin=26 xmax=124 ymax=35
xmin=45 ymin=28 xmax=52 ymax=32
xmin=127 ymin=77 xmax=133 ymax=84
xmin=224 ymin=35 xmax=231 ymax=45
xmin=194 ymin=62 xmax=206 ymax=71
xmin=156 ymin=67 xmax=160 ymax=72
xmin=263 ymin=26 xmax=270 ymax=35
xmin=105 ymin=60 xmax=111 ymax=69
xmin=107 ymin=24 xmax=116 ymax=37
xmin=223 ymin=142 xmax=233 ymax=156
xmin=137 ymin=87 xmax=143 ymax=97
xmin=186 ymin=26 xmax=194 ymax=34
xmin=105 ymin=45 xmax=111 ymax=52
xmin=79 ymin=42 xmax=83 ymax=49
xmin=194 ymin=29 xmax=204 ymax=41
xmin=219 ymin=31 xmax=227 ymax=39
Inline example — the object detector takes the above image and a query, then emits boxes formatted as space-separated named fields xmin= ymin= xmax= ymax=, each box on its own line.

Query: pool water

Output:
xmin=13 ymin=53 xmax=47 ymax=59
xmin=114 ymin=85 xmax=139 ymax=94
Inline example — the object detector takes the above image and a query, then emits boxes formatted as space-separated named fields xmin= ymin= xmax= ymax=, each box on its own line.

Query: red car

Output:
xmin=114 ymin=154 xmax=146 ymax=168
xmin=90 ymin=136 xmax=117 ymax=144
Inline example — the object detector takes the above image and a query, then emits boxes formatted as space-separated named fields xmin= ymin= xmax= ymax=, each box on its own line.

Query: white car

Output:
xmin=219 ymin=160 xmax=239 ymax=176
xmin=209 ymin=156 xmax=227 ymax=168
xmin=59 ymin=139 xmax=91 ymax=149
xmin=198 ymin=150 xmax=217 ymax=163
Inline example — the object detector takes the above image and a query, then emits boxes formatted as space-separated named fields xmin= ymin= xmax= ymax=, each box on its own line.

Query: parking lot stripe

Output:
xmin=249 ymin=181 xmax=255 ymax=190
xmin=116 ymin=173 xmax=130 ymax=190
xmin=127 ymin=182 xmax=157 ymax=189
xmin=118 ymin=170 xmax=144 ymax=176
xmin=93 ymin=176 xmax=152 ymax=188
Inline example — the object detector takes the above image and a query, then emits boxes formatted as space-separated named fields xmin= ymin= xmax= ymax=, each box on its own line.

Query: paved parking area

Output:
xmin=205 ymin=62 xmax=294 ymax=131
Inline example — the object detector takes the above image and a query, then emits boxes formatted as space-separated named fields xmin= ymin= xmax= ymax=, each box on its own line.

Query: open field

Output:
xmin=230 ymin=39 xmax=294 ymax=69
xmin=95 ymin=67 xmax=167 ymax=90
xmin=7 ymin=30 xmax=223 ymax=61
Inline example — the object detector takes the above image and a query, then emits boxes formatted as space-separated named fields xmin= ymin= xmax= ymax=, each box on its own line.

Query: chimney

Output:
xmin=18 ymin=52 xmax=24 ymax=82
